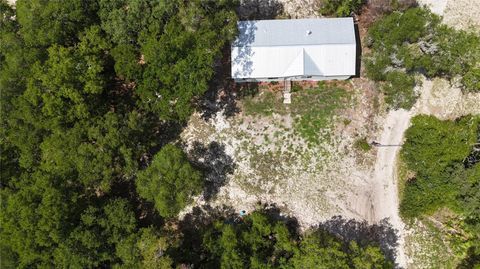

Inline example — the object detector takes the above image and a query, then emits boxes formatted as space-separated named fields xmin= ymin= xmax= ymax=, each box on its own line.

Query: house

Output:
xmin=231 ymin=18 xmax=357 ymax=82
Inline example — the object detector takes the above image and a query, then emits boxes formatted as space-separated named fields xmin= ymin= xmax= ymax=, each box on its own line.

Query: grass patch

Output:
xmin=354 ymin=137 xmax=372 ymax=152
xmin=242 ymin=85 xmax=348 ymax=145
xmin=292 ymin=86 xmax=348 ymax=145
xmin=242 ymin=91 xmax=286 ymax=116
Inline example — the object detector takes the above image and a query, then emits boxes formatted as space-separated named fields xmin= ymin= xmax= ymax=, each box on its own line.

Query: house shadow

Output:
xmin=188 ymin=141 xmax=236 ymax=201
xmin=354 ymin=21 xmax=362 ymax=78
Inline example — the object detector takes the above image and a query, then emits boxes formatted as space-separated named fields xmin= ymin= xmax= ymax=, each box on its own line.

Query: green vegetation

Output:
xmin=0 ymin=0 xmax=236 ymax=267
xmin=354 ymin=137 xmax=372 ymax=152
xmin=243 ymin=84 xmax=348 ymax=145
xmin=294 ymin=86 xmax=348 ymax=145
xmin=319 ymin=0 xmax=365 ymax=17
xmin=400 ymin=115 xmax=480 ymax=266
xmin=200 ymin=210 xmax=393 ymax=268
xmin=366 ymin=7 xmax=480 ymax=109
xmin=136 ymin=144 xmax=203 ymax=218
xmin=0 ymin=0 xmax=395 ymax=267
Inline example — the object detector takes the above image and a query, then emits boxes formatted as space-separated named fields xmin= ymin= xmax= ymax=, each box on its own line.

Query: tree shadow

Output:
xmin=318 ymin=216 xmax=399 ymax=264
xmin=231 ymin=20 xmax=257 ymax=79
xmin=172 ymin=205 xmax=402 ymax=267
xmin=457 ymin=246 xmax=480 ymax=269
xmin=188 ymin=141 xmax=236 ymax=201
xmin=173 ymin=204 xmax=238 ymax=266
xmin=463 ymin=124 xmax=480 ymax=168
xmin=198 ymin=1 xmax=284 ymax=120
xmin=237 ymin=0 xmax=284 ymax=20
xmin=198 ymin=44 xmax=241 ymax=120
xmin=258 ymin=202 xmax=301 ymax=236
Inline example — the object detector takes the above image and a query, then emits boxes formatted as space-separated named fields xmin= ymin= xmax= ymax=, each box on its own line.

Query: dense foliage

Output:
xmin=319 ymin=0 xmax=365 ymax=17
xmin=400 ymin=115 xmax=480 ymax=265
xmin=0 ymin=0 xmax=236 ymax=267
xmin=365 ymin=7 xmax=480 ymax=109
xmin=136 ymin=144 xmax=203 ymax=218
xmin=200 ymin=211 xmax=393 ymax=268
xmin=0 ymin=0 xmax=395 ymax=268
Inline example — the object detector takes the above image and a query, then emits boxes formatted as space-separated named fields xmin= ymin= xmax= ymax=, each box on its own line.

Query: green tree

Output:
xmin=53 ymin=198 xmax=138 ymax=268
xmin=203 ymin=211 xmax=297 ymax=268
xmin=400 ymin=115 xmax=479 ymax=217
xmin=290 ymin=230 xmax=349 ymax=269
xmin=136 ymin=0 xmax=238 ymax=120
xmin=16 ymin=0 xmax=98 ymax=47
xmin=349 ymin=241 xmax=394 ymax=269
xmin=136 ymin=144 xmax=203 ymax=218
xmin=401 ymin=116 xmax=477 ymax=177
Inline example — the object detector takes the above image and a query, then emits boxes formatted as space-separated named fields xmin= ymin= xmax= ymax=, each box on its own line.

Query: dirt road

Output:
xmin=370 ymin=109 xmax=413 ymax=268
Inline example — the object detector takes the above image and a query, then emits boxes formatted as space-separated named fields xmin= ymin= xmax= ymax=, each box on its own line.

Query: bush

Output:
xmin=368 ymin=8 xmax=439 ymax=50
xmin=399 ymin=115 xmax=479 ymax=218
xmin=382 ymin=71 xmax=417 ymax=110
xmin=354 ymin=137 xmax=372 ymax=151
xmin=319 ymin=0 xmax=365 ymax=17
xmin=366 ymin=7 xmax=480 ymax=94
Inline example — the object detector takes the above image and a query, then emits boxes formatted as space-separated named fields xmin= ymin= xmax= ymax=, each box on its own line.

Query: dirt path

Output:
xmin=370 ymin=109 xmax=413 ymax=268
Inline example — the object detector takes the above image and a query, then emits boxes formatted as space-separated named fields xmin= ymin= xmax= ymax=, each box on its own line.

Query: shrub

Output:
xmin=399 ymin=115 xmax=479 ymax=218
xmin=354 ymin=137 xmax=372 ymax=151
xmin=366 ymin=7 xmax=480 ymax=93
xmin=319 ymin=0 xmax=365 ymax=17
xmin=368 ymin=8 xmax=439 ymax=50
xmin=382 ymin=71 xmax=417 ymax=110
xmin=364 ymin=52 xmax=391 ymax=81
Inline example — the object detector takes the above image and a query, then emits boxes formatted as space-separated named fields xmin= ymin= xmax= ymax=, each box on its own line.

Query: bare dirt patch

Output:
xmin=181 ymin=81 xmax=383 ymax=229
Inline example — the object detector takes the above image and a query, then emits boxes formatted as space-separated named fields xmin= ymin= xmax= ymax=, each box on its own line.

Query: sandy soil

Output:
xmin=443 ymin=0 xmax=480 ymax=32
xmin=369 ymin=109 xmax=413 ymax=268
xmin=415 ymin=77 xmax=480 ymax=119
xmin=278 ymin=0 xmax=320 ymax=18
xmin=417 ymin=0 xmax=448 ymax=16
xmin=419 ymin=0 xmax=480 ymax=32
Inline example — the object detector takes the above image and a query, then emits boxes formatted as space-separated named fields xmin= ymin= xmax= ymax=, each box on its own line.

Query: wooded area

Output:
xmin=0 ymin=0 xmax=393 ymax=268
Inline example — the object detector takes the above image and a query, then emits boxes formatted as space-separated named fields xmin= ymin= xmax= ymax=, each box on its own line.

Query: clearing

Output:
xmin=181 ymin=0 xmax=480 ymax=268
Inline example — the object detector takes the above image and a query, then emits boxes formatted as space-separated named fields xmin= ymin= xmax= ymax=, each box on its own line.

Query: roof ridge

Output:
xmin=281 ymin=49 xmax=305 ymax=77
xmin=232 ymin=43 xmax=355 ymax=48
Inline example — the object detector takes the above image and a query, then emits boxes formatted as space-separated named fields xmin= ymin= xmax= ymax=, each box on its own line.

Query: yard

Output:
xmin=181 ymin=79 xmax=382 ymax=228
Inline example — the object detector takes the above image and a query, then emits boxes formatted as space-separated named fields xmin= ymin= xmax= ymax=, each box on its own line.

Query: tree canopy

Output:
xmin=400 ymin=115 xmax=480 ymax=266
xmin=136 ymin=144 xmax=203 ymax=218
xmin=0 ymin=0 xmax=237 ymax=267
xmin=365 ymin=7 xmax=480 ymax=109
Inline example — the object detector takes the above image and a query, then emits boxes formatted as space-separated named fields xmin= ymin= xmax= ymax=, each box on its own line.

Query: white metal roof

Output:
xmin=231 ymin=18 xmax=357 ymax=79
